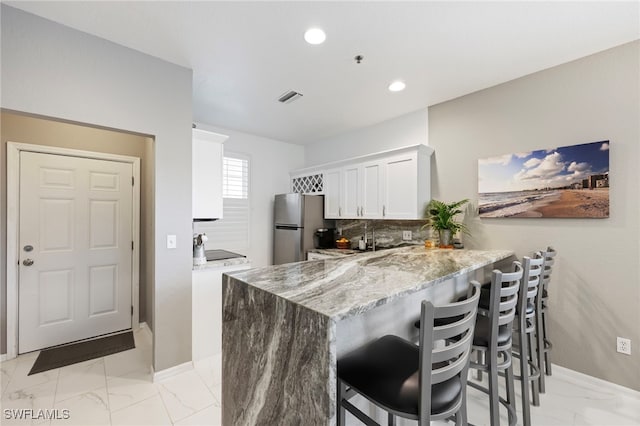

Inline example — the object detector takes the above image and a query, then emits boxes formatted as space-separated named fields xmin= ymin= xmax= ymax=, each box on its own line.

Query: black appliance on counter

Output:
xmin=314 ymin=228 xmax=336 ymax=249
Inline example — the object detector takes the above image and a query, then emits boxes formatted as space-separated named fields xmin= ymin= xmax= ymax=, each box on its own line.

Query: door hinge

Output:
xmin=132 ymin=176 xmax=134 ymax=186
xmin=131 ymin=306 xmax=134 ymax=316
xmin=131 ymin=241 xmax=134 ymax=251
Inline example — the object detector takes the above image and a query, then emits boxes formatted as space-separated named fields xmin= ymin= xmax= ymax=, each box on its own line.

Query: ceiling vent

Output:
xmin=278 ymin=90 xmax=303 ymax=104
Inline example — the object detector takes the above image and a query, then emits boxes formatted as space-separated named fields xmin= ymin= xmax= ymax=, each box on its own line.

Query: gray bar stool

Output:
xmin=512 ymin=254 xmax=544 ymax=426
xmin=467 ymin=261 xmax=523 ymax=426
xmin=536 ymin=246 xmax=557 ymax=393
xmin=337 ymin=282 xmax=481 ymax=426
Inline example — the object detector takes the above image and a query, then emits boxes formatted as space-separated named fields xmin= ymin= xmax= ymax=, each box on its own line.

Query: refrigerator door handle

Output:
xmin=275 ymin=225 xmax=300 ymax=230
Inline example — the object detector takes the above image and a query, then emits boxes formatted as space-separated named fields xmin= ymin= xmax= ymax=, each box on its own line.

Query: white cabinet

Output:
xmin=342 ymin=164 xmax=360 ymax=218
xmin=324 ymin=161 xmax=383 ymax=219
xmin=192 ymin=129 xmax=227 ymax=220
xmin=323 ymin=168 xmax=342 ymax=218
xmin=293 ymin=145 xmax=433 ymax=220
xmin=361 ymin=160 xmax=384 ymax=218
xmin=192 ymin=262 xmax=251 ymax=361
xmin=382 ymin=150 xmax=430 ymax=219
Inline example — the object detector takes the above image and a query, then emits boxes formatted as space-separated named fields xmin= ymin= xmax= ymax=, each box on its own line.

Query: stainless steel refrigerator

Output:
xmin=273 ymin=193 xmax=327 ymax=265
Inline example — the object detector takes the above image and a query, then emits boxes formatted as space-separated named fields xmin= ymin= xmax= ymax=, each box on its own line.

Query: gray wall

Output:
xmin=1 ymin=6 xmax=193 ymax=372
xmin=0 ymin=112 xmax=154 ymax=353
xmin=428 ymin=41 xmax=640 ymax=391
xmin=304 ymin=108 xmax=428 ymax=167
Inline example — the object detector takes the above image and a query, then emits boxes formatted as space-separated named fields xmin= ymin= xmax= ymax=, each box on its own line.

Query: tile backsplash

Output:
xmin=336 ymin=219 xmax=436 ymax=248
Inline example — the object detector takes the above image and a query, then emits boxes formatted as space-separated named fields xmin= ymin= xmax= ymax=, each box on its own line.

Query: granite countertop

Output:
xmin=308 ymin=243 xmax=418 ymax=257
xmin=227 ymin=246 xmax=513 ymax=320
xmin=307 ymin=248 xmax=360 ymax=256
xmin=193 ymin=256 xmax=250 ymax=271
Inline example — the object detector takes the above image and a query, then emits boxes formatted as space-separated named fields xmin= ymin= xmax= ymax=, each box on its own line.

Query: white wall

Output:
xmin=428 ymin=41 xmax=639 ymax=391
xmin=1 ymin=6 xmax=193 ymax=372
xmin=304 ymin=108 xmax=429 ymax=167
xmin=193 ymin=123 xmax=305 ymax=267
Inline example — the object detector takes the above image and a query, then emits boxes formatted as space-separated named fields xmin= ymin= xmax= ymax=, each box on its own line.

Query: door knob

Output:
xmin=22 ymin=259 xmax=34 ymax=266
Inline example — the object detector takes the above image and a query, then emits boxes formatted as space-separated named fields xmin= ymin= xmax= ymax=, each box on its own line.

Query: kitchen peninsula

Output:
xmin=221 ymin=246 xmax=514 ymax=425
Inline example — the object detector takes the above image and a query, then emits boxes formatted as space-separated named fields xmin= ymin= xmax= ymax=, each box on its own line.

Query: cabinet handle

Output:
xmin=358 ymin=206 xmax=362 ymax=216
xmin=383 ymin=205 xmax=386 ymax=217
xmin=339 ymin=207 xmax=342 ymax=217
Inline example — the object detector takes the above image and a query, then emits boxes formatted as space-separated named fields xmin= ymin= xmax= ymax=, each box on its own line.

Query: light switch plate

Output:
xmin=402 ymin=231 xmax=412 ymax=241
xmin=167 ymin=235 xmax=177 ymax=249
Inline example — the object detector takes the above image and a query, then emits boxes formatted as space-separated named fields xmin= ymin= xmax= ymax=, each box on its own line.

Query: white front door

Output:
xmin=18 ymin=151 xmax=134 ymax=353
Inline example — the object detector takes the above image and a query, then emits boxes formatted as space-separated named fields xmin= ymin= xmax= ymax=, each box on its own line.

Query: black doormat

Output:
xmin=28 ymin=331 xmax=135 ymax=375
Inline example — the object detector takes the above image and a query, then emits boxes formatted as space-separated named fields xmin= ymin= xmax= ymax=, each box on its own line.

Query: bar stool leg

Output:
xmin=458 ymin=390 xmax=467 ymax=426
xmin=477 ymin=351 xmax=484 ymax=381
xmin=536 ymin=311 xmax=546 ymax=393
xmin=519 ymin=335 xmax=531 ymax=426
xmin=489 ymin=361 xmax=500 ymax=426
xmin=542 ymin=311 xmax=552 ymax=376
xmin=528 ymin=332 xmax=540 ymax=406
xmin=505 ymin=354 xmax=517 ymax=426
xmin=337 ymin=380 xmax=346 ymax=426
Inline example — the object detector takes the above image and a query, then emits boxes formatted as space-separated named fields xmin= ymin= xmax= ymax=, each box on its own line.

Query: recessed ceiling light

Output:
xmin=304 ymin=28 xmax=326 ymax=45
xmin=388 ymin=81 xmax=406 ymax=92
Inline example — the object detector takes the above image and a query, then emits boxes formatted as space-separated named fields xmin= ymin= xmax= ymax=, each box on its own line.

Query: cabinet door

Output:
xmin=192 ymin=263 xmax=251 ymax=361
xmin=361 ymin=161 xmax=384 ymax=218
xmin=193 ymin=130 xmax=225 ymax=219
xmin=323 ymin=168 xmax=342 ymax=219
xmin=342 ymin=164 xmax=360 ymax=218
xmin=383 ymin=153 xmax=419 ymax=219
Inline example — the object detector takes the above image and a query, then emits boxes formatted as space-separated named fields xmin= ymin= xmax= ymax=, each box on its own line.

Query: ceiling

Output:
xmin=6 ymin=1 xmax=639 ymax=145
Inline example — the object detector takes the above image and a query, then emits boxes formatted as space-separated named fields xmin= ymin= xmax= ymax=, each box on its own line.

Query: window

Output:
xmin=223 ymin=156 xmax=249 ymax=199
xmin=199 ymin=152 xmax=250 ymax=254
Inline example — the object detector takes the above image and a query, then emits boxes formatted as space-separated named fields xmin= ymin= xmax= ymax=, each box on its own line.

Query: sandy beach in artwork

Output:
xmin=513 ymin=188 xmax=609 ymax=218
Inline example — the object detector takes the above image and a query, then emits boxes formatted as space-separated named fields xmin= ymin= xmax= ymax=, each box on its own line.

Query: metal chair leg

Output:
xmin=519 ymin=336 xmax=531 ymax=426
xmin=528 ymin=332 xmax=540 ymax=406
xmin=536 ymin=311 xmax=546 ymax=393
xmin=337 ymin=380 xmax=346 ymax=426
xmin=489 ymin=361 xmax=500 ymax=426
xmin=542 ymin=311 xmax=552 ymax=376
xmin=505 ymin=356 xmax=517 ymax=426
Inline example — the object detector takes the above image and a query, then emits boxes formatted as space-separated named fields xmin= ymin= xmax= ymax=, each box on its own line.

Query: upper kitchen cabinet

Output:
xmin=192 ymin=129 xmax=228 ymax=220
xmin=381 ymin=149 xmax=430 ymax=219
xmin=323 ymin=168 xmax=342 ymax=218
xmin=290 ymin=145 xmax=434 ymax=220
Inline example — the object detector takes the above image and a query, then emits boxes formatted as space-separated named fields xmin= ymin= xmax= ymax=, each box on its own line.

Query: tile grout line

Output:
xmin=102 ymin=357 xmax=113 ymax=426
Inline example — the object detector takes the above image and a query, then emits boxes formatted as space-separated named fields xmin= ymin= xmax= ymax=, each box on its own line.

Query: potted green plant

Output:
xmin=423 ymin=199 xmax=470 ymax=247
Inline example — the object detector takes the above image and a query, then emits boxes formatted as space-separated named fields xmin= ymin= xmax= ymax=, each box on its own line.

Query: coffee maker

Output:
xmin=193 ymin=233 xmax=208 ymax=266
xmin=314 ymin=228 xmax=336 ymax=249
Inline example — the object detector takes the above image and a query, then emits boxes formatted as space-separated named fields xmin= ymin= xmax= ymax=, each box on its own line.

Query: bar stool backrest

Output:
xmin=418 ymin=282 xmax=481 ymax=423
xmin=492 ymin=262 xmax=523 ymax=329
xmin=519 ymin=254 xmax=544 ymax=321
xmin=541 ymin=247 xmax=557 ymax=297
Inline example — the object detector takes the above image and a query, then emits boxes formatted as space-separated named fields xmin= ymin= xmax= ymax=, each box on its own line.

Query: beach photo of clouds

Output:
xmin=478 ymin=141 xmax=609 ymax=218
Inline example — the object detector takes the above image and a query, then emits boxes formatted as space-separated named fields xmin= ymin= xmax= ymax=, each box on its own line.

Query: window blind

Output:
xmin=200 ymin=152 xmax=250 ymax=254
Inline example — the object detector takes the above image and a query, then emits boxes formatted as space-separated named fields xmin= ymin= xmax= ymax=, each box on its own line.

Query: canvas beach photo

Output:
xmin=478 ymin=141 xmax=609 ymax=218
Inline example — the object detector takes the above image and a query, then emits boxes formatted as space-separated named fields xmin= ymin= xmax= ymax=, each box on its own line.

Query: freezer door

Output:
xmin=273 ymin=226 xmax=303 ymax=265
xmin=274 ymin=193 xmax=303 ymax=226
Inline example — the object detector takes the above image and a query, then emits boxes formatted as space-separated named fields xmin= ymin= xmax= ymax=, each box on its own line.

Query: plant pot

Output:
xmin=438 ymin=229 xmax=452 ymax=247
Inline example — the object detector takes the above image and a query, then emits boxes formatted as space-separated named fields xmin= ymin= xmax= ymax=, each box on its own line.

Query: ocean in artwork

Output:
xmin=478 ymin=141 xmax=609 ymax=218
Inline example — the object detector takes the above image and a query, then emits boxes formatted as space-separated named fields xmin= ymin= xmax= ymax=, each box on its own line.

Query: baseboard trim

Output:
xmin=152 ymin=361 xmax=194 ymax=383
xmin=553 ymin=364 xmax=640 ymax=395
xmin=0 ymin=354 xmax=7 ymax=362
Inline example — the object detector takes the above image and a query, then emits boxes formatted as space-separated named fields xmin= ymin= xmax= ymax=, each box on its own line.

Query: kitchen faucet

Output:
xmin=362 ymin=221 xmax=376 ymax=251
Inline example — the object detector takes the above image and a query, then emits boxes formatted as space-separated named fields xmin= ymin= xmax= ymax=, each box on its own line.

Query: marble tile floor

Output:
xmin=0 ymin=328 xmax=221 ymax=426
xmin=1 ymin=328 xmax=638 ymax=426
